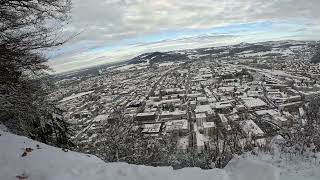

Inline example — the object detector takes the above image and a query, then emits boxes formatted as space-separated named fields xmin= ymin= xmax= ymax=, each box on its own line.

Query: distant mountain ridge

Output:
xmin=126 ymin=43 xmax=271 ymax=65
xmin=127 ymin=40 xmax=310 ymax=66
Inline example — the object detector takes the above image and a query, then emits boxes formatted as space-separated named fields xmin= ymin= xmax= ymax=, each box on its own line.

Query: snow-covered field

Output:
xmin=59 ymin=91 xmax=94 ymax=103
xmin=115 ymin=63 xmax=149 ymax=71
xmin=238 ymin=48 xmax=294 ymax=57
xmin=1 ymin=129 xmax=320 ymax=180
xmin=158 ymin=62 xmax=175 ymax=67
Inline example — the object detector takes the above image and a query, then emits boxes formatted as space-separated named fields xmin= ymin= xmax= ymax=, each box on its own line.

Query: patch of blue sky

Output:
xmin=63 ymin=20 xmax=308 ymax=59
xmin=112 ymin=20 xmax=300 ymax=45
xmin=123 ymin=21 xmax=275 ymax=44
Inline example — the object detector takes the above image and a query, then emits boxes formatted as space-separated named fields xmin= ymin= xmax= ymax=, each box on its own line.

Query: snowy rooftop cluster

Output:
xmin=243 ymin=98 xmax=267 ymax=108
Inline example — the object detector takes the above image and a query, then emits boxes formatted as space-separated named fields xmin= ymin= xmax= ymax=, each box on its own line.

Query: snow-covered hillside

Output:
xmin=0 ymin=129 xmax=319 ymax=180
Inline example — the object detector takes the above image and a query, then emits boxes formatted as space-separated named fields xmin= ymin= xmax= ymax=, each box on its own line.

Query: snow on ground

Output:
xmin=238 ymin=48 xmax=294 ymax=57
xmin=115 ymin=64 xmax=136 ymax=71
xmin=72 ymin=114 xmax=109 ymax=140
xmin=115 ymin=63 xmax=149 ymax=71
xmin=157 ymin=62 xmax=183 ymax=67
xmin=239 ymin=150 xmax=320 ymax=180
xmin=225 ymin=158 xmax=280 ymax=180
xmin=158 ymin=62 xmax=175 ymax=67
xmin=92 ymin=114 xmax=109 ymax=123
xmin=0 ymin=130 xmax=227 ymax=180
xmin=59 ymin=91 xmax=94 ymax=103
xmin=242 ymin=65 xmax=309 ymax=81
xmin=1 ymin=129 xmax=320 ymax=180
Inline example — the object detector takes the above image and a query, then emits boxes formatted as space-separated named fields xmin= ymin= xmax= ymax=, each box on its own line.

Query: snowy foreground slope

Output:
xmin=0 ymin=129 xmax=319 ymax=180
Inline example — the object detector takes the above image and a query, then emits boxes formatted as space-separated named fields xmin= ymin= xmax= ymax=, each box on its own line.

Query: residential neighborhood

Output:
xmin=51 ymin=41 xmax=320 ymax=159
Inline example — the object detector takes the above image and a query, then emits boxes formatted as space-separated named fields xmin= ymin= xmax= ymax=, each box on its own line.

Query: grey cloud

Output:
xmin=67 ymin=0 xmax=320 ymax=44
xmin=49 ymin=0 xmax=320 ymax=72
xmin=48 ymin=33 xmax=238 ymax=73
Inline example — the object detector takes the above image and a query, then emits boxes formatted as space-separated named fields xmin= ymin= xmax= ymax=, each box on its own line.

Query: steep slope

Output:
xmin=1 ymin=129 xmax=320 ymax=180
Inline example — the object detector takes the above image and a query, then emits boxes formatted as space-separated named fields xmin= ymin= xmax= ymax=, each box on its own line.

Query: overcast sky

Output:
xmin=48 ymin=0 xmax=320 ymax=73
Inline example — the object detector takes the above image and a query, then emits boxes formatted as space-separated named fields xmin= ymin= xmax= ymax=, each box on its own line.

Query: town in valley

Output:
xmin=50 ymin=40 xmax=320 ymax=167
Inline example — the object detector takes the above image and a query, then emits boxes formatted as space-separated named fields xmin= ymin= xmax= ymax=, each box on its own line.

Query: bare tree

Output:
xmin=280 ymin=96 xmax=320 ymax=157
xmin=0 ymin=0 xmax=72 ymax=146
xmin=92 ymin=109 xmax=137 ymax=162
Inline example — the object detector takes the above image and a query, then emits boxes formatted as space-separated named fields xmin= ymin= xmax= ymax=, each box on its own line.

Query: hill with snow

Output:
xmin=1 ymin=129 xmax=320 ymax=180
xmin=127 ymin=52 xmax=189 ymax=65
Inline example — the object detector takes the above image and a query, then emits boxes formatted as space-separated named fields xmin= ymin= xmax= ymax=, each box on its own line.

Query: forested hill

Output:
xmin=127 ymin=52 xmax=189 ymax=65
